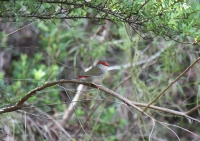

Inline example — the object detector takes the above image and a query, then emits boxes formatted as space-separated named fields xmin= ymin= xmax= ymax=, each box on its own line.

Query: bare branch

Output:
xmin=143 ymin=57 xmax=200 ymax=112
xmin=1 ymin=78 xmax=200 ymax=118
xmin=0 ymin=79 xmax=87 ymax=114
xmin=186 ymin=104 xmax=200 ymax=115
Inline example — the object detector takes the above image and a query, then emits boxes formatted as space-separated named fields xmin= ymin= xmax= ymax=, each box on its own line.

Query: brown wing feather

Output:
xmin=83 ymin=66 xmax=103 ymax=76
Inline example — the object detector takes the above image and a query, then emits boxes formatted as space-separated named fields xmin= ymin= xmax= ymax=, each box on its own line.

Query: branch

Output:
xmin=143 ymin=57 xmax=200 ymax=111
xmin=0 ymin=79 xmax=87 ymax=114
xmin=186 ymin=104 xmax=200 ymax=115
xmin=137 ymin=0 xmax=150 ymax=12
xmin=0 ymin=79 xmax=142 ymax=115
xmin=0 ymin=1 xmax=196 ymax=43
xmin=0 ymin=79 xmax=199 ymax=117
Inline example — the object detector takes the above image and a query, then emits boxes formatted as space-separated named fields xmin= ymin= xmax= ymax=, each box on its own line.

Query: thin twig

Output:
xmin=1 ymin=22 xmax=35 ymax=39
xmin=149 ymin=118 xmax=155 ymax=141
xmin=143 ymin=57 xmax=200 ymax=111
xmin=186 ymin=104 xmax=200 ymax=115
xmin=21 ymin=98 xmax=186 ymax=117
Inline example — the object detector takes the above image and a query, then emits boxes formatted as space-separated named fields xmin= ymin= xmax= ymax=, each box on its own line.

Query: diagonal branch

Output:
xmin=0 ymin=79 xmax=88 ymax=114
xmin=143 ymin=57 xmax=200 ymax=112
xmin=186 ymin=104 xmax=200 ymax=115
xmin=0 ymin=78 xmax=199 ymax=117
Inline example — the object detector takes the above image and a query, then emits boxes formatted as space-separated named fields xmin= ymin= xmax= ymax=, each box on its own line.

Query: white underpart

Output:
xmin=97 ymin=64 xmax=108 ymax=74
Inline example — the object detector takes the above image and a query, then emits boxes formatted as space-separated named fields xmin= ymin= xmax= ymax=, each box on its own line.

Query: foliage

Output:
xmin=0 ymin=0 xmax=200 ymax=141
xmin=0 ymin=0 xmax=200 ymax=43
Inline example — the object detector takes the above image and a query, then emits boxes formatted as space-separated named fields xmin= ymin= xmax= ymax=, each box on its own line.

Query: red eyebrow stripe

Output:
xmin=77 ymin=76 xmax=88 ymax=78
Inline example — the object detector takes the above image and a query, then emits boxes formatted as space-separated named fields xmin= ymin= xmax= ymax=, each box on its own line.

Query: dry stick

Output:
xmin=21 ymin=97 xmax=187 ymax=116
xmin=1 ymin=22 xmax=35 ymax=39
xmin=0 ymin=80 xmax=83 ymax=114
xmin=0 ymin=80 xmax=186 ymax=116
xmin=186 ymin=104 xmax=200 ymax=115
xmin=143 ymin=57 xmax=200 ymax=112
xmin=33 ymin=105 xmax=72 ymax=139
xmin=0 ymin=79 xmax=198 ymax=117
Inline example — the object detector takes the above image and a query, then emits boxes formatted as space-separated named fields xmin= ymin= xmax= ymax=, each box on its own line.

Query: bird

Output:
xmin=76 ymin=61 xmax=109 ymax=87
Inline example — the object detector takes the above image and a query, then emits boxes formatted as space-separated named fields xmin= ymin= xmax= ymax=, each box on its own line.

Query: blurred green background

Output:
xmin=0 ymin=0 xmax=200 ymax=141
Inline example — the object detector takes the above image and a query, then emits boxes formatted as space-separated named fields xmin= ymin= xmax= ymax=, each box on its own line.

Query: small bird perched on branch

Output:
xmin=77 ymin=61 xmax=109 ymax=84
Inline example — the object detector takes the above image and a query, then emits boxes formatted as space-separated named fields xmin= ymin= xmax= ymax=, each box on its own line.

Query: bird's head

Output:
xmin=97 ymin=61 xmax=109 ymax=72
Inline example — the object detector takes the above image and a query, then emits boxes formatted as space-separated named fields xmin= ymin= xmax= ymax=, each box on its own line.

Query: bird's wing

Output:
xmin=83 ymin=66 xmax=103 ymax=76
